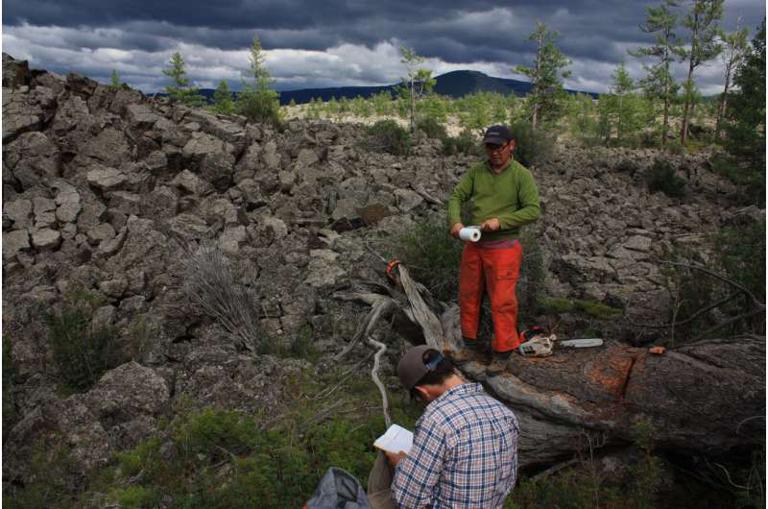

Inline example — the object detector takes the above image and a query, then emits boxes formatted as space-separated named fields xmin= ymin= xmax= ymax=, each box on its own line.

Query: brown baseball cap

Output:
xmin=397 ymin=345 xmax=438 ymax=390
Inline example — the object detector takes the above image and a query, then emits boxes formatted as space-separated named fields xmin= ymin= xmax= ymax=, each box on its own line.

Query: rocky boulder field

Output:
xmin=2 ymin=53 xmax=762 ymax=490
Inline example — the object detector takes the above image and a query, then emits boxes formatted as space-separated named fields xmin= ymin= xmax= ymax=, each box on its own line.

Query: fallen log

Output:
xmin=337 ymin=265 xmax=766 ymax=468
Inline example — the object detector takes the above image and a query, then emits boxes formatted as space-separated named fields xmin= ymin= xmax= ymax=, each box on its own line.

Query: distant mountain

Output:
xmin=188 ymin=70 xmax=598 ymax=105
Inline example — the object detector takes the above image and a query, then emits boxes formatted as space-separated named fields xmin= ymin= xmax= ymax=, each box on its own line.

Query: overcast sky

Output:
xmin=2 ymin=0 xmax=765 ymax=95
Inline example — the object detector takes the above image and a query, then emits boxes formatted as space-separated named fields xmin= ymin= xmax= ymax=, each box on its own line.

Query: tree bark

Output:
xmin=343 ymin=265 xmax=766 ymax=468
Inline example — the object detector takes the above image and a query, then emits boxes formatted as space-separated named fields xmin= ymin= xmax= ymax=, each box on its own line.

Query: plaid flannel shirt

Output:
xmin=391 ymin=383 xmax=519 ymax=509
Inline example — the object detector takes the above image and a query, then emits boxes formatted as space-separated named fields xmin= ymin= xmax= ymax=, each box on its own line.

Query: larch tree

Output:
xmin=236 ymin=35 xmax=280 ymax=125
xmin=163 ymin=52 xmax=205 ymax=107
xmin=715 ymin=23 xmax=750 ymax=139
xmin=212 ymin=80 xmax=235 ymax=115
xmin=678 ymin=0 xmax=724 ymax=145
xmin=631 ymin=0 xmax=683 ymax=146
xmin=399 ymin=46 xmax=435 ymax=133
xmin=514 ymin=22 xmax=571 ymax=131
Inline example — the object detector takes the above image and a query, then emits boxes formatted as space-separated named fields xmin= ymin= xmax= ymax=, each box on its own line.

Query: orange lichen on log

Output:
xmin=584 ymin=351 xmax=638 ymax=400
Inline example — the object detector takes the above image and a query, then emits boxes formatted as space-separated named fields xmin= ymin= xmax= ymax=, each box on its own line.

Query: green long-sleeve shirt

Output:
xmin=447 ymin=158 xmax=541 ymax=241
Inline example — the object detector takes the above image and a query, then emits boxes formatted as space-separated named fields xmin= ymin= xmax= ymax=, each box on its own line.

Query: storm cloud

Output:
xmin=2 ymin=0 xmax=765 ymax=94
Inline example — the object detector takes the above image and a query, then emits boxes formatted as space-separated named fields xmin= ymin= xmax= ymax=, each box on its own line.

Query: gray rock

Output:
xmin=624 ymin=235 xmax=653 ymax=252
xmin=182 ymin=132 xmax=231 ymax=159
xmin=262 ymin=140 xmax=282 ymax=170
xmin=200 ymin=151 xmax=235 ymax=192
xmin=87 ymin=166 xmax=128 ymax=192
xmin=305 ymin=249 xmax=346 ymax=288
xmin=4 ymin=199 xmax=33 ymax=228
xmin=394 ymin=188 xmax=424 ymax=212
xmin=141 ymin=186 xmax=178 ymax=220
xmin=92 ymin=305 xmax=117 ymax=329
xmin=168 ymin=213 xmax=210 ymax=240
xmin=81 ymin=127 xmax=131 ymax=166
xmin=56 ymin=201 xmax=82 ymax=223
xmin=84 ymin=361 xmax=169 ymax=424
xmin=219 ymin=226 xmax=247 ymax=255
xmin=171 ymin=169 xmax=213 ymax=196
xmin=32 ymin=196 xmax=56 ymax=227
xmin=31 ymin=228 xmax=61 ymax=250
xmin=2 ymin=90 xmax=43 ymax=142
xmin=331 ymin=197 xmax=361 ymax=221
xmin=206 ymin=197 xmax=240 ymax=225
xmin=145 ymin=150 xmax=168 ymax=172
xmin=4 ymin=131 xmax=60 ymax=189
xmin=98 ymin=277 xmax=128 ymax=298
xmin=98 ymin=226 xmax=127 ymax=256
xmin=77 ymin=200 xmax=107 ymax=230
xmin=126 ymin=103 xmax=161 ymax=129
xmin=120 ymin=295 xmax=147 ymax=313
xmin=3 ymin=229 xmax=30 ymax=260
xmin=109 ymin=191 xmax=142 ymax=215
xmin=87 ymin=223 xmax=117 ymax=244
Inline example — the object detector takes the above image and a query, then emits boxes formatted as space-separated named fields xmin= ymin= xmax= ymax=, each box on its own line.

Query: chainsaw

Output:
xmin=518 ymin=327 xmax=604 ymax=357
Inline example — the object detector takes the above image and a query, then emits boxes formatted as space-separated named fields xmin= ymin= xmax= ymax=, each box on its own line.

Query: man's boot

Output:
xmin=487 ymin=351 xmax=513 ymax=375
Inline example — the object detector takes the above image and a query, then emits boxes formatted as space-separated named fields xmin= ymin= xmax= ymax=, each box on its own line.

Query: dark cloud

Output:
xmin=3 ymin=0 xmax=764 ymax=93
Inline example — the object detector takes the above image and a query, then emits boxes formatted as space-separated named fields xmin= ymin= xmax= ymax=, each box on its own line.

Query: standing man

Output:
xmin=447 ymin=125 xmax=541 ymax=372
xmin=386 ymin=345 xmax=519 ymax=508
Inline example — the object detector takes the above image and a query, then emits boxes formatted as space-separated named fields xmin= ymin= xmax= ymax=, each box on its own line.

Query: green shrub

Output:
xmin=395 ymin=219 xmax=462 ymax=302
xmin=509 ymin=120 xmax=555 ymax=167
xmin=47 ymin=288 xmax=120 ymax=392
xmin=710 ymin=153 xmax=765 ymax=206
xmin=659 ymin=220 xmax=765 ymax=342
xmin=645 ymin=159 xmax=687 ymax=198
xmin=442 ymin=129 xmax=482 ymax=156
xmin=366 ymin=120 xmax=411 ymax=155
xmin=236 ymin=85 xmax=281 ymax=126
xmin=416 ymin=117 xmax=448 ymax=140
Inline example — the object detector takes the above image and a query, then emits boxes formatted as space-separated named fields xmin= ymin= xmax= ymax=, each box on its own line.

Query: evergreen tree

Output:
xmin=399 ymin=46 xmax=435 ymax=132
xmin=631 ymin=0 xmax=683 ymax=146
xmin=163 ymin=52 xmax=205 ymax=107
xmin=678 ymin=0 xmax=724 ymax=145
xmin=236 ymin=35 xmax=281 ymax=125
xmin=725 ymin=19 xmax=765 ymax=170
xmin=109 ymin=69 xmax=121 ymax=90
xmin=715 ymin=23 xmax=749 ymax=139
xmin=601 ymin=63 xmax=646 ymax=144
xmin=514 ymin=22 xmax=571 ymax=131
xmin=212 ymin=80 xmax=235 ymax=114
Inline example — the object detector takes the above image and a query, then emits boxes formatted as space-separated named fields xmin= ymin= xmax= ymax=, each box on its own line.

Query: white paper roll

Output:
xmin=459 ymin=227 xmax=481 ymax=242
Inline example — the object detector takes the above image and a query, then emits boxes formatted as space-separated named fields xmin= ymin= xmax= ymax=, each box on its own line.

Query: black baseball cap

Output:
xmin=483 ymin=125 xmax=513 ymax=145
xmin=397 ymin=345 xmax=444 ymax=390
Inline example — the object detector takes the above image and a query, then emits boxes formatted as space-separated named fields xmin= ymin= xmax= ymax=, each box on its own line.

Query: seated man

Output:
xmin=371 ymin=345 xmax=519 ymax=509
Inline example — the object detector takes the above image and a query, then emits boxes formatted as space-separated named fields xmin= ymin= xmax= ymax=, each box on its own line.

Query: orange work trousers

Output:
xmin=459 ymin=240 xmax=523 ymax=353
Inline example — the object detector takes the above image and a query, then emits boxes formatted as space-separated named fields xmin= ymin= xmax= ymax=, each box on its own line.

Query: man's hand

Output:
xmin=480 ymin=218 xmax=501 ymax=232
xmin=385 ymin=450 xmax=407 ymax=467
xmin=450 ymin=223 xmax=464 ymax=239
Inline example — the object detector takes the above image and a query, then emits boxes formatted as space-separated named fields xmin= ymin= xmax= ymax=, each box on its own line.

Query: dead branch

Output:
xmin=659 ymin=260 xmax=765 ymax=309
xmin=627 ymin=292 xmax=743 ymax=329
xmin=333 ymin=296 xmax=397 ymax=360
xmin=691 ymin=308 xmax=765 ymax=342
xmin=368 ymin=336 xmax=392 ymax=428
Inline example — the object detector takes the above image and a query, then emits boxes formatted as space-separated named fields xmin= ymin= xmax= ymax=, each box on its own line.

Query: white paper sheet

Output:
xmin=373 ymin=424 xmax=413 ymax=454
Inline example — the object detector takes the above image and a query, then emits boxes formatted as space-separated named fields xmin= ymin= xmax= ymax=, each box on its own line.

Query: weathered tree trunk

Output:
xmin=339 ymin=265 xmax=766 ymax=468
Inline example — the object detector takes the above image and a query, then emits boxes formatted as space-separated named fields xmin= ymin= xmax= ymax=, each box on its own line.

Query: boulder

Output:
xmin=30 ymin=228 xmax=61 ymax=250
xmin=4 ymin=199 xmax=33 ymax=228
xmin=171 ymin=169 xmax=213 ymax=196
xmin=87 ymin=166 xmax=128 ymax=192
xmin=3 ymin=229 xmax=30 ymax=260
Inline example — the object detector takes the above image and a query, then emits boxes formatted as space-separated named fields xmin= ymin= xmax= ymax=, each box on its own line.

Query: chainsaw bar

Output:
xmin=559 ymin=338 xmax=604 ymax=348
